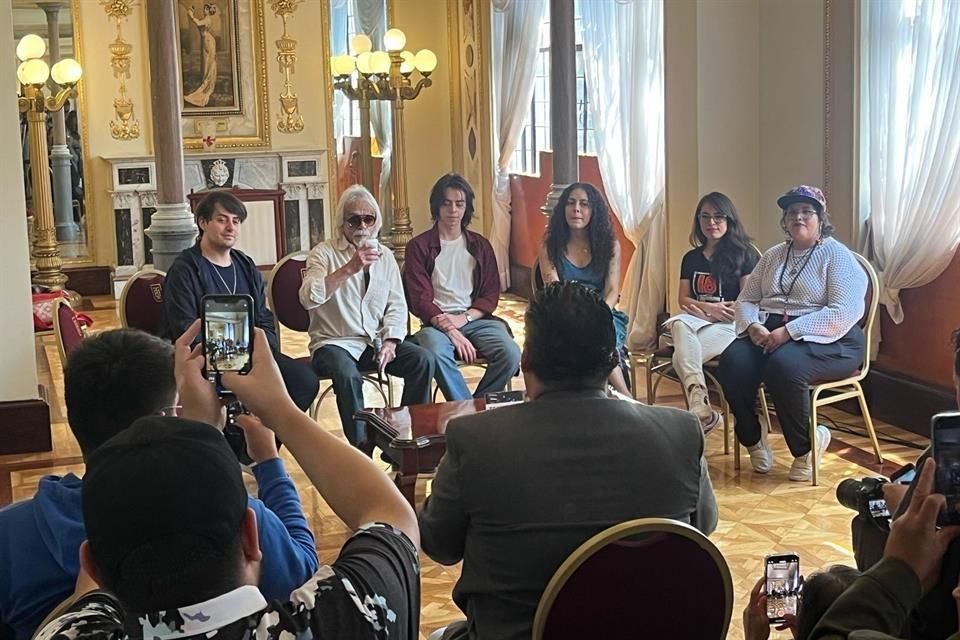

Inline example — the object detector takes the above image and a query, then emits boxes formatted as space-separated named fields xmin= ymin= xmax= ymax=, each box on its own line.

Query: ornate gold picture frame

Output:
xmin=178 ymin=0 xmax=270 ymax=150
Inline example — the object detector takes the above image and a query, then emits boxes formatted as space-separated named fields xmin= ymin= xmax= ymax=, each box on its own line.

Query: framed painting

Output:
xmin=177 ymin=0 xmax=270 ymax=149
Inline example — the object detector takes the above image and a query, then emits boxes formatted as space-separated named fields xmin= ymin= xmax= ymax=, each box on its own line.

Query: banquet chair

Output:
xmin=267 ymin=251 xmax=392 ymax=420
xmin=52 ymin=298 xmax=87 ymax=368
xmin=533 ymin=517 xmax=734 ymax=640
xmin=119 ymin=268 xmax=166 ymax=336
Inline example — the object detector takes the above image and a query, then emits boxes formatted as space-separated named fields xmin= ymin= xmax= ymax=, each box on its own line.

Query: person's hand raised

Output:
xmin=884 ymin=460 xmax=960 ymax=591
xmin=221 ymin=328 xmax=297 ymax=422
xmin=174 ymin=320 xmax=222 ymax=427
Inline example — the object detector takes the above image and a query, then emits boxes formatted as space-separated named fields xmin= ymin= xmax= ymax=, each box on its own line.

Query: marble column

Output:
xmin=541 ymin=0 xmax=578 ymax=215
xmin=44 ymin=4 xmax=78 ymax=242
xmin=143 ymin=0 xmax=198 ymax=271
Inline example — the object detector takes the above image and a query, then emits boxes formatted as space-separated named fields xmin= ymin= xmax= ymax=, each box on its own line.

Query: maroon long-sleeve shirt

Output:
xmin=403 ymin=225 xmax=501 ymax=325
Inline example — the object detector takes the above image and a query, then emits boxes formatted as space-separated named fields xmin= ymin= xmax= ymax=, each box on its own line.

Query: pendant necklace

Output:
xmin=777 ymin=240 xmax=821 ymax=320
xmin=213 ymin=261 xmax=237 ymax=294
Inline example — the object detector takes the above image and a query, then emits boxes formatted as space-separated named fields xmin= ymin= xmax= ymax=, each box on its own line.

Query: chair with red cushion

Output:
xmin=533 ymin=518 xmax=734 ymax=640
xmin=119 ymin=269 xmax=167 ymax=336
xmin=52 ymin=298 xmax=87 ymax=368
xmin=267 ymin=251 xmax=391 ymax=419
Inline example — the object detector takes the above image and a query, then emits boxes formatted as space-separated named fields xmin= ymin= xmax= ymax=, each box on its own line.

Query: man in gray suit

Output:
xmin=420 ymin=281 xmax=718 ymax=640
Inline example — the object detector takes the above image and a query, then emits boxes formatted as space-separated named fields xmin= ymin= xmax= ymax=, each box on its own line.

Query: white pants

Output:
xmin=670 ymin=320 xmax=737 ymax=393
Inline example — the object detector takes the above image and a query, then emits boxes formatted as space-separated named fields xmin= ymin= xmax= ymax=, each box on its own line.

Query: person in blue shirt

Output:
xmin=0 ymin=329 xmax=318 ymax=640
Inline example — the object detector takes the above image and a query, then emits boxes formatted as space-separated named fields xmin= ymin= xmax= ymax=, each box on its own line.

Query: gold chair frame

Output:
xmin=51 ymin=297 xmax=86 ymax=368
xmin=729 ymin=252 xmax=883 ymax=484
xmin=118 ymin=267 xmax=167 ymax=328
xmin=532 ymin=517 xmax=735 ymax=640
xmin=267 ymin=251 xmax=393 ymax=420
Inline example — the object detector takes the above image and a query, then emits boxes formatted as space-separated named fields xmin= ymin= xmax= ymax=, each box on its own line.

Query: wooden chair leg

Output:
xmin=855 ymin=381 xmax=883 ymax=464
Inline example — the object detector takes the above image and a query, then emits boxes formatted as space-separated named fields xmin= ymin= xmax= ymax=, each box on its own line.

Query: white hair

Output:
xmin=336 ymin=184 xmax=382 ymax=236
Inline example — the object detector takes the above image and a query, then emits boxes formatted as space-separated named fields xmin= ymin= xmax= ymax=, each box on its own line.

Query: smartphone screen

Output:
xmin=890 ymin=463 xmax=916 ymax=485
xmin=932 ymin=412 xmax=960 ymax=524
xmin=202 ymin=295 xmax=254 ymax=390
xmin=766 ymin=554 xmax=800 ymax=623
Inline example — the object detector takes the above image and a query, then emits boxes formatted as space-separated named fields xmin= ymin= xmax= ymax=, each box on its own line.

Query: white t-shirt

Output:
xmin=432 ymin=234 xmax=477 ymax=313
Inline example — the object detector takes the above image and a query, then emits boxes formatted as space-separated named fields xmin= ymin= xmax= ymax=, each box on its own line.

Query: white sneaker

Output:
xmin=789 ymin=425 xmax=832 ymax=482
xmin=686 ymin=384 xmax=713 ymax=420
xmin=747 ymin=440 xmax=775 ymax=473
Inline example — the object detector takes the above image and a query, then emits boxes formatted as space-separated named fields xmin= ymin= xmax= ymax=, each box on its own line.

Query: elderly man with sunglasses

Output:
xmin=299 ymin=184 xmax=435 ymax=449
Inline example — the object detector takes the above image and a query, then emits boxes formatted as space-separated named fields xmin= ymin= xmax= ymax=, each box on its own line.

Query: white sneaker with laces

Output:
xmin=789 ymin=424 xmax=832 ymax=482
xmin=747 ymin=440 xmax=774 ymax=473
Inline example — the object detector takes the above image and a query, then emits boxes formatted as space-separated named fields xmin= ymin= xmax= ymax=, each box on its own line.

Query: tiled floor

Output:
xmin=2 ymin=294 xmax=928 ymax=639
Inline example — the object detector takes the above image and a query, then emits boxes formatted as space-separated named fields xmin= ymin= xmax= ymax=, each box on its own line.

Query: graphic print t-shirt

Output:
xmin=679 ymin=247 xmax=757 ymax=302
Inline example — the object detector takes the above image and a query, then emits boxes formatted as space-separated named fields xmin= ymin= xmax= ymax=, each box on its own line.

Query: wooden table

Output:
xmin=357 ymin=399 xmax=485 ymax=507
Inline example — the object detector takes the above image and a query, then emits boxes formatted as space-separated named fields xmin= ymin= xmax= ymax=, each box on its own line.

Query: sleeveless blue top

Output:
xmin=557 ymin=254 xmax=606 ymax=291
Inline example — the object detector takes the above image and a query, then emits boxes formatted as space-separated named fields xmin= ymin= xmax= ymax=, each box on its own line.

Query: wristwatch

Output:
xmin=464 ymin=311 xmax=474 ymax=323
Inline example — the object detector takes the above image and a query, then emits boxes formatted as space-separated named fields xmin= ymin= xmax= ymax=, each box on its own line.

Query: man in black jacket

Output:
xmin=159 ymin=191 xmax=319 ymax=411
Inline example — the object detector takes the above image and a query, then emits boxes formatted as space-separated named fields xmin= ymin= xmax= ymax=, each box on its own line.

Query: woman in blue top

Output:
xmin=538 ymin=182 xmax=631 ymax=397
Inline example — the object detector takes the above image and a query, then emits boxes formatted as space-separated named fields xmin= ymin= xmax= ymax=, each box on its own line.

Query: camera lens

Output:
xmin=836 ymin=478 xmax=864 ymax=511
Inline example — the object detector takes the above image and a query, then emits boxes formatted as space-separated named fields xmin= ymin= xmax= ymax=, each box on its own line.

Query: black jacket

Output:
xmin=158 ymin=243 xmax=280 ymax=352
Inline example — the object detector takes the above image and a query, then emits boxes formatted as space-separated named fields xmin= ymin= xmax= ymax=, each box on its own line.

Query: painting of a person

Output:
xmin=184 ymin=3 xmax=218 ymax=108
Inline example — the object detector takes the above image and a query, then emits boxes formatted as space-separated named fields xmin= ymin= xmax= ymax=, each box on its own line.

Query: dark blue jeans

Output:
xmin=718 ymin=323 xmax=865 ymax=457
xmin=311 ymin=341 xmax=435 ymax=447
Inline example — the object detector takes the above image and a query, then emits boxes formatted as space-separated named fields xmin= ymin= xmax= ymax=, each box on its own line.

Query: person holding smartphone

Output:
xmin=159 ymin=191 xmax=320 ymax=412
xmin=299 ymin=185 xmax=435 ymax=448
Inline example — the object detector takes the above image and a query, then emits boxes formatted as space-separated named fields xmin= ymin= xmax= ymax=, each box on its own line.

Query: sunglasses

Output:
xmin=345 ymin=214 xmax=377 ymax=228
xmin=698 ymin=214 xmax=728 ymax=224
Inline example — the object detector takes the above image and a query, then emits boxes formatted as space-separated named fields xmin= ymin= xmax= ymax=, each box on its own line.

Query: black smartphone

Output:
xmin=932 ymin=411 xmax=960 ymax=525
xmin=890 ymin=462 xmax=916 ymax=485
xmin=765 ymin=553 xmax=801 ymax=624
xmin=201 ymin=294 xmax=255 ymax=394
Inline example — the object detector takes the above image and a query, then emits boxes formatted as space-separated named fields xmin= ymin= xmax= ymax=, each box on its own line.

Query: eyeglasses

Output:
xmin=159 ymin=405 xmax=182 ymax=417
xmin=784 ymin=209 xmax=818 ymax=220
xmin=698 ymin=214 xmax=728 ymax=224
xmin=345 ymin=214 xmax=377 ymax=228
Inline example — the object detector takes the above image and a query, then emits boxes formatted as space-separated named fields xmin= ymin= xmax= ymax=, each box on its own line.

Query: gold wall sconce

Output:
xmin=101 ymin=0 xmax=141 ymax=140
xmin=271 ymin=0 xmax=304 ymax=133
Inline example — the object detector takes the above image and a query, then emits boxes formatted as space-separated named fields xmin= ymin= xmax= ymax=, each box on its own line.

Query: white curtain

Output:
xmin=490 ymin=0 xmax=546 ymax=291
xmin=353 ymin=0 xmax=393 ymax=228
xmin=580 ymin=0 xmax=665 ymax=350
xmin=330 ymin=0 xmax=349 ymax=143
xmin=860 ymin=0 xmax=960 ymax=323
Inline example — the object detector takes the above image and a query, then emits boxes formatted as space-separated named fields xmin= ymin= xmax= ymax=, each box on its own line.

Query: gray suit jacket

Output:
xmin=419 ymin=388 xmax=718 ymax=640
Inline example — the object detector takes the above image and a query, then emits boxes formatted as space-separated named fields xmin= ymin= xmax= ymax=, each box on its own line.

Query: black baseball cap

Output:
xmin=82 ymin=416 xmax=248 ymax=581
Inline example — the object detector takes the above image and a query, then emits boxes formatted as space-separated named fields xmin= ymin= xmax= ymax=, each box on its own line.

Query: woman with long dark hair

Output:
xmin=538 ymin=182 xmax=631 ymax=396
xmin=666 ymin=192 xmax=757 ymax=432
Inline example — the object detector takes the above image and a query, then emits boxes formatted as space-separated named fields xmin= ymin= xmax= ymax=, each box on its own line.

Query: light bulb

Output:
xmin=16 ymin=34 xmax=46 ymax=62
xmin=383 ymin=28 xmax=406 ymax=52
xmin=350 ymin=34 xmax=372 ymax=55
xmin=356 ymin=51 xmax=373 ymax=75
xmin=399 ymin=50 xmax=415 ymax=75
xmin=334 ymin=55 xmax=356 ymax=77
xmin=414 ymin=49 xmax=438 ymax=74
xmin=18 ymin=58 xmax=50 ymax=86
xmin=51 ymin=58 xmax=82 ymax=85
xmin=370 ymin=51 xmax=391 ymax=75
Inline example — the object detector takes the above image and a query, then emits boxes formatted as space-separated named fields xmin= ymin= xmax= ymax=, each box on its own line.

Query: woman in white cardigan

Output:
xmin=718 ymin=185 xmax=867 ymax=482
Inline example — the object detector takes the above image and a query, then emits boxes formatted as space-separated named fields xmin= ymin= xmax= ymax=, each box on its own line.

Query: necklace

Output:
xmin=788 ymin=245 xmax=816 ymax=275
xmin=777 ymin=240 xmax=820 ymax=311
xmin=212 ymin=261 xmax=237 ymax=294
